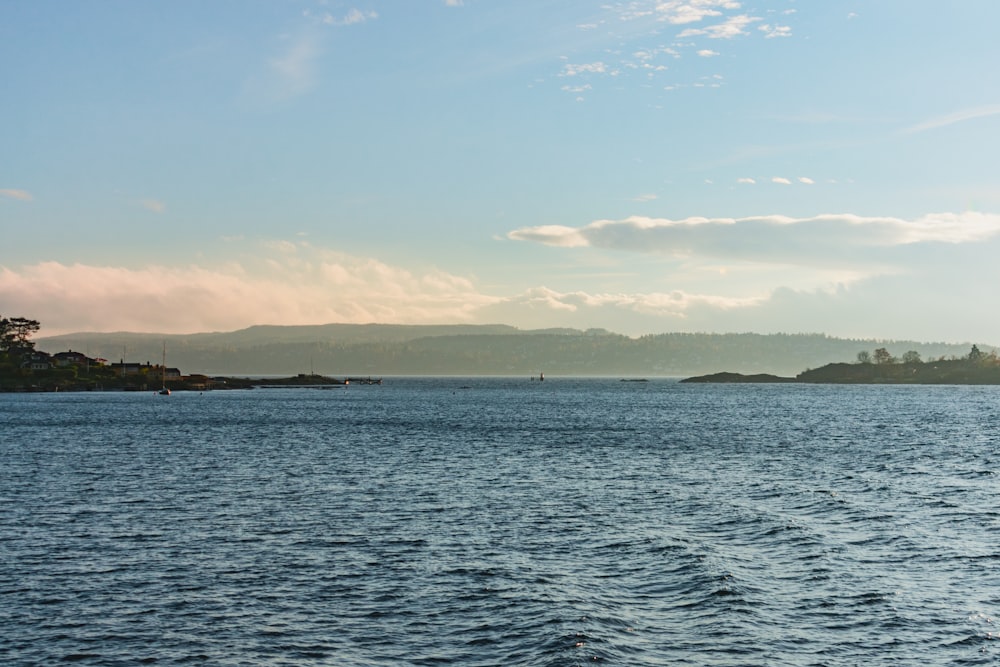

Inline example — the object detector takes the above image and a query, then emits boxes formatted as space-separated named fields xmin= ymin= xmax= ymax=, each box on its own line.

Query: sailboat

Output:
xmin=158 ymin=342 xmax=171 ymax=395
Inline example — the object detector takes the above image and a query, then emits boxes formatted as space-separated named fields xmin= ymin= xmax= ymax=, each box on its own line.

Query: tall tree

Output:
xmin=873 ymin=347 xmax=893 ymax=365
xmin=0 ymin=316 xmax=41 ymax=352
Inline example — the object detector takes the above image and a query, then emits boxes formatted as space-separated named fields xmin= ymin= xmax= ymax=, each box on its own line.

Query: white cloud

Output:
xmin=772 ymin=177 xmax=792 ymax=185
xmin=557 ymin=3 xmax=794 ymax=97
xmin=679 ymin=15 xmax=761 ymax=39
xmin=322 ymin=8 xmax=378 ymax=26
xmin=444 ymin=0 xmax=463 ymax=6
xmin=737 ymin=177 xmax=756 ymax=184
xmin=507 ymin=212 xmax=1000 ymax=265
xmin=759 ymin=24 xmax=791 ymax=38
xmin=264 ymin=239 xmax=298 ymax=254
xmin=659 ymin=6 xmax=722 ymax=25
xmin=633 ymin=46 xmax=680 ymax=63
xmin=631 ymin=193 xmax=658 ymax=202
xmin=561 ymin=62 xmax=607 ymax=76
xmin=10 ymin=227 xmax=999 ymax=343
xmin=797 ymin=177 xmax=814 ymax=185
xmin=638 ymin=1 xmax=742 ymax=26
xmin=609 ymin=0 xmax=783 ymax=38
xmin=509 ymin=224 xmax=590 ymax=248
xmin=500 ymin=286 xmax=759 ymax=315
xmin=1 ymin=243 xmax=499 ymax=336
xmin=497 ymin=212 xmax=1000 ymax=340
xmin=474 ymin=286 xmax=765 ymax=335
xmin=473 ymin=257 xmax=1000 ymax=340
xmin=0 ymin=189 xmax=33 ymax=201
xmin=703 ymin=259 xmax=1000 ymax=343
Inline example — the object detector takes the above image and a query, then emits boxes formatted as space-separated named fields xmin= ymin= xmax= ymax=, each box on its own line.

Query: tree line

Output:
xmin=856 ymin=345 xmax=997 ymax=366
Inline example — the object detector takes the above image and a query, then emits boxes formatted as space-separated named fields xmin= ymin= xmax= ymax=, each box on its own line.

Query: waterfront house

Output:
xmin=52 ymin=350 xmax=99 ymax=368
xmin=20 ymin=350 xmax=52 ymax=370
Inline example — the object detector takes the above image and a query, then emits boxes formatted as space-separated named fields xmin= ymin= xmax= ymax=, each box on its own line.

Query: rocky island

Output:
xmin=682 ymin=346 xmax=1000 ymax=384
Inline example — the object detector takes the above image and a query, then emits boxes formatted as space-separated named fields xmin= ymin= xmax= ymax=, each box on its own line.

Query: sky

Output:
xmin=3 ymin=1 xmax=1000 ymax=342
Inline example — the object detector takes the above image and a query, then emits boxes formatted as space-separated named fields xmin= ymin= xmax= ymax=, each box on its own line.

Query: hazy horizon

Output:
xmin=4 ymin=2 xmax=1000 ymax=343
xmin=35 ymin=321 xmax=997 ymax=351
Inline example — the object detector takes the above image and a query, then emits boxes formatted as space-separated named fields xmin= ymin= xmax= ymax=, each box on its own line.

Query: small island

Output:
xmin=681 ymin=372 xmax=798 ymax=383
xmin=682 ymin=345 xmax=1000 ymax=385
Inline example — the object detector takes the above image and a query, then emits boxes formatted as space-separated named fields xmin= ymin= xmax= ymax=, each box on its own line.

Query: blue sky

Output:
xmin=3 ymin=0 xmax=1000 ymax=342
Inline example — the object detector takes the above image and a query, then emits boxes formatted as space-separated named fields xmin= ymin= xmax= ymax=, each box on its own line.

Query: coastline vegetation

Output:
xmin=682 ymin=345 xmax=1000 ymax=384
xmin=0 ymin=315 xmax=351 ymax=392
xmin=6 ymin=315 xmax=1000 ymax=389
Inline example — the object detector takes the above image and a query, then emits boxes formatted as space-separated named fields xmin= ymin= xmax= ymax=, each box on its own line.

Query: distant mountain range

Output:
xmin=36 ymin=323 xmax=994 ymax=377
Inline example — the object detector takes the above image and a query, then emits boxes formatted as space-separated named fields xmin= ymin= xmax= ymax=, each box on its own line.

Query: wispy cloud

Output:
xmin=631 ymin=193 xmax=658 ymax=202
xmin=772 ymin=177 xmax=792 ymax=185
xmin=901 ymin=104 xmax=1000 ymax=134
xmin=697 ymin=49 xmax=719 ymax=57
xmin=737 ymin=177 xmax=756 ymax=184
xmin=797 ymin=177 xmax=814 ymax=185
xmin=244 ymin=32 xmax=324 ymax=103
xmin=252 ymin=5 xmax=379 ymax=104
xmin=273 ymin=34 xmax=321 ymax=95
xmin=141 ymin=199 xmax=166 ymax=213
xmin=0 ymin=189 xmax=33 ymax=201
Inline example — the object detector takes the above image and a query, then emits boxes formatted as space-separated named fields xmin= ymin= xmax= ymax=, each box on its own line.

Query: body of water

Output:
xmin=1 ymin=378 xmax=998 ymax=665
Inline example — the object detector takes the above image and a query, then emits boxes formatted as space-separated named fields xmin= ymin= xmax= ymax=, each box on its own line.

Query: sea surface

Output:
xmin=1 ymin=377 xmax=999 ymax=666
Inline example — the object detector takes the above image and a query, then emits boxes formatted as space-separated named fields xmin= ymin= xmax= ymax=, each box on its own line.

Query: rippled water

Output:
xmin=2 ymin=378 xmax=999 ymax=665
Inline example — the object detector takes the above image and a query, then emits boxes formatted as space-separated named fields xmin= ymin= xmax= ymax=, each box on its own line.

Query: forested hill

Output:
xmin=36 ymin=324 xmax=992 ymax=376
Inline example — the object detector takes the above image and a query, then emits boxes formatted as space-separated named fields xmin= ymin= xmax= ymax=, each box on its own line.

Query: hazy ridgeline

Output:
xmin=38 ymin=324 xmax=992 ymax=376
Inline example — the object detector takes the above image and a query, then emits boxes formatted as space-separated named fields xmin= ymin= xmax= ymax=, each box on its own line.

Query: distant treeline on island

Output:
xmin=31 ymin=322 xmax=998 ymax=378
xmin=682 ymin=345 xmax=1000 ymax=384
